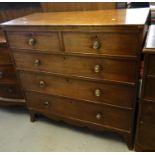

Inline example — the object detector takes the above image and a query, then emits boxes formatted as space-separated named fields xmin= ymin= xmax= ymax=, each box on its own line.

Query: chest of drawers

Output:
xmin=0 ymin=30 xmax=24 ymax=105
xmin=135 ymin=25 xmax=155 ymax=151
xmin=1 ymin=8 xmax=150 ymax=149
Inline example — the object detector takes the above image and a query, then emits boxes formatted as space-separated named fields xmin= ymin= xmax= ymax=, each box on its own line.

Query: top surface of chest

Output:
xmin=143 ymin=25 xmax=155 ymax=51
xmin=1 ymin=8 xmax=150 ymax=27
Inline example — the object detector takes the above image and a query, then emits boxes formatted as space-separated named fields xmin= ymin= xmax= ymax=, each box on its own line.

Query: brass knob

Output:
xmin=39 ymin=80 xmax=45 ymax=88
xmin=94 ymin=89 xmax=102 ymax=97
xmin=28 ymin=38 xmax=36 ymax=46
xmin=93 ymin=40 xmax=100 ymax=49
xmin=34 ymin=59 xmax=40 ymax=66
xmin=7 ymin=88 xmax=13 ymax=93
xmin=140 ymin=120 xmax=144 ymax=125
xmin=94 ymin=65 xmax=101 ymax=73
xmin=44 ymin=101 xmax=49 ymax=106
xmin=0 ymin=72 xmax=3 ymax=78
xmin=96 ymin=112 xmax=102 ymax=120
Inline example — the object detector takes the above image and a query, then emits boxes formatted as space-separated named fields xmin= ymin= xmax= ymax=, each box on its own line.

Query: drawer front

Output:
xmin=148 ymin=55 xmax=155 ymax=76
xmin=144 ymin=77 xmax=155 ymax=100
xmin=0 ymin=66 xmax=16 ymax=84
xmin=137 ymin=121 xmax=155 ymax=149
xmin=13 ymin=51 xmax=137 ymax=83
xmin=26 ymin=91 xmax=131 ymax=131
xmin=63 ymin=32 xmax=139 ymax=56
xmin=0 ymin=47 xmax=12 ymax=65
xmin=7 ymin=32 xmax=60 ymax=52
xmin=139 ymin=101 xmax=155 ymax=124
xmin=20 ymin=72 xmax=134 ymax=108
xmin=0 ymin=84 xmax=23 ymax=99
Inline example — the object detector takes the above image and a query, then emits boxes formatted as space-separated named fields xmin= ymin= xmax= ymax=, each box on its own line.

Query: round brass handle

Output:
xmin=28 ymin=38 xmax=36 ymax=46
xmin=7 ymin=88 xmax=13 ymax=93
xmin=39 ymin=80 xmax=45 ymax=88
xmin=94 ymin=89 xmax=102 ymax=97
xmin=140 ymin=120 xmax=144 ymax=125
xmin=96 ymin=112 xmax=102 ymax=120
xmin=34 ymin=59 xmax=40 ymax=66
xmin=93 ymin=40 xmax=100 ymax=49
xmin=44 ymin=101 xmax=49 ymax=106
xmin=94 ymin=65 xmax=101 ymax=73
xmin=0 ymin=72 xmax=3 ymax=78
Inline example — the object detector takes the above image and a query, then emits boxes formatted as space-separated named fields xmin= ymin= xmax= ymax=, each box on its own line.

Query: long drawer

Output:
xmin=26 ymin=91 xmax=132 ymax=131
xmin=20 ymin=71 xmax=134 ymax=108
xmin=63 ymin=32 xmax=139 ymax=56
xmin=7 ymin=31 xmax=60 ymax=52
xmin=13 ymin=51 xmax=137 ymax=83
xmin=0 ymin=84 xmax=23 ymax=99
xmin=0 ymin=65 xmax=17 ymax=84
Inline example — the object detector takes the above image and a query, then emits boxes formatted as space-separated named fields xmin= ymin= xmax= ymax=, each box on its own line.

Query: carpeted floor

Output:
xmin=0 ymin=106 xmax=130 ymax=152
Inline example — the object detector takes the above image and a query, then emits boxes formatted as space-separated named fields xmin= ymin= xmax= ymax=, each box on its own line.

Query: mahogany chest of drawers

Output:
xmin=1 ymin=8 xmax=150 ymax=149
xmin=0 ymin=30 xmax=24 ymax=105
xmin=135 ymin=25 xmax=155 ymax=151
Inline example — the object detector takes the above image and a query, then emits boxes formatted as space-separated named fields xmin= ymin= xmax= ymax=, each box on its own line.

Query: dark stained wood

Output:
xmin=2 ymin=9 xmax=150 ymax=150
xmin=0 ymin=65 xmax=17 ymax=84
xmin=26 ymin=91 xmax=131 ymax=132
xmin=0 ymin=84 xmax=23 ymax=99
xmin=41 ymin=2 xmax=116 ymax=12
xmin=63 ymin=32 xmax=140 ymax=56
xmin=135 ymin=25 xmax=155 ymax=151
xmin=13 ymin=51 xmax=137 ymax=83
xmin=0 ymin=47 xmax=12 ymax=65
xmin=7 ymin=31 xmax=60 ymax=52
xmin=1 ymin=8 xmax=150 ymax=27
xmin=19 ymin=71 xmax=135 ymax=108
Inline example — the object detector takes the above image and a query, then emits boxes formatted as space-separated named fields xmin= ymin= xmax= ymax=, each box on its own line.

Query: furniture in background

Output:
xmin=0 ymin=30 xmax=24 ymax=105
xmin=135 ymin=25 xmax=155 ymax=151
xmin=2 ymin=8 xmax=150 ymax=150
xmin=0 ymin=3 xmax=41 ymax=106
xmin=41 ymin=2 xmax=116 ymax=12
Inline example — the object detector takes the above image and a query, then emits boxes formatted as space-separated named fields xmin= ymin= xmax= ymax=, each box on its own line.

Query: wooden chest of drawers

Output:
xmin=1 ymin=8 xmax=150 ymax=149
xmin=135 ymin=25 xmax=155 ymax=151
xmin=0 ymin=30 xmax=24 ymax=105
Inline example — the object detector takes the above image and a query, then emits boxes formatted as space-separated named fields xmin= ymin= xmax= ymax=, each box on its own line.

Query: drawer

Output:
xmin=0 ymin=84 xmax=23 ymax=99
xmin=139 ymin=100 xmax=155 ymax=124
xmin=63 ymin=32 xmax=139 ymax=56
xmin=0 ymin=47 xmax=12 ymax=65
xmin=0 ymin=65 xmax=16 ymax=84
xmin=148 ymin=55 xmax=155 ymax=76
xmin=26 ymin=91 xmax=131 ymax=131
xmin=144 ymin=77 xmax=155 ymax=100
xmin=7 ymin=31 xmax=60 ymax=52
xmin=137 ymin=120 xmax=155 ymax=149
xmin=13 ymin=51 xmax=137 ymax=83
xmin=20 ymin=72 xmax=135 ymax=108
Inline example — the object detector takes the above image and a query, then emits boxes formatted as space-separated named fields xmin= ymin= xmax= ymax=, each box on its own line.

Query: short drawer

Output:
xmin=26 ymin=91 xmax=131 ymax=131
xmin=14 ymin=51 xmax=137 ymax=83
xmin=20 ymin=72 xmax=135 ymax=108
xmin=7 ymin=31 xmax=60 ymax=52
xmin=0 ymin=65 xmax=16 ymax=84
xmin=63 ymin=32 xmax=139 ymax=56
xmin=0 ymin=84 xmax=23 ymax=99
xmin=0 ymin=47 xmax=12 ymax=65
